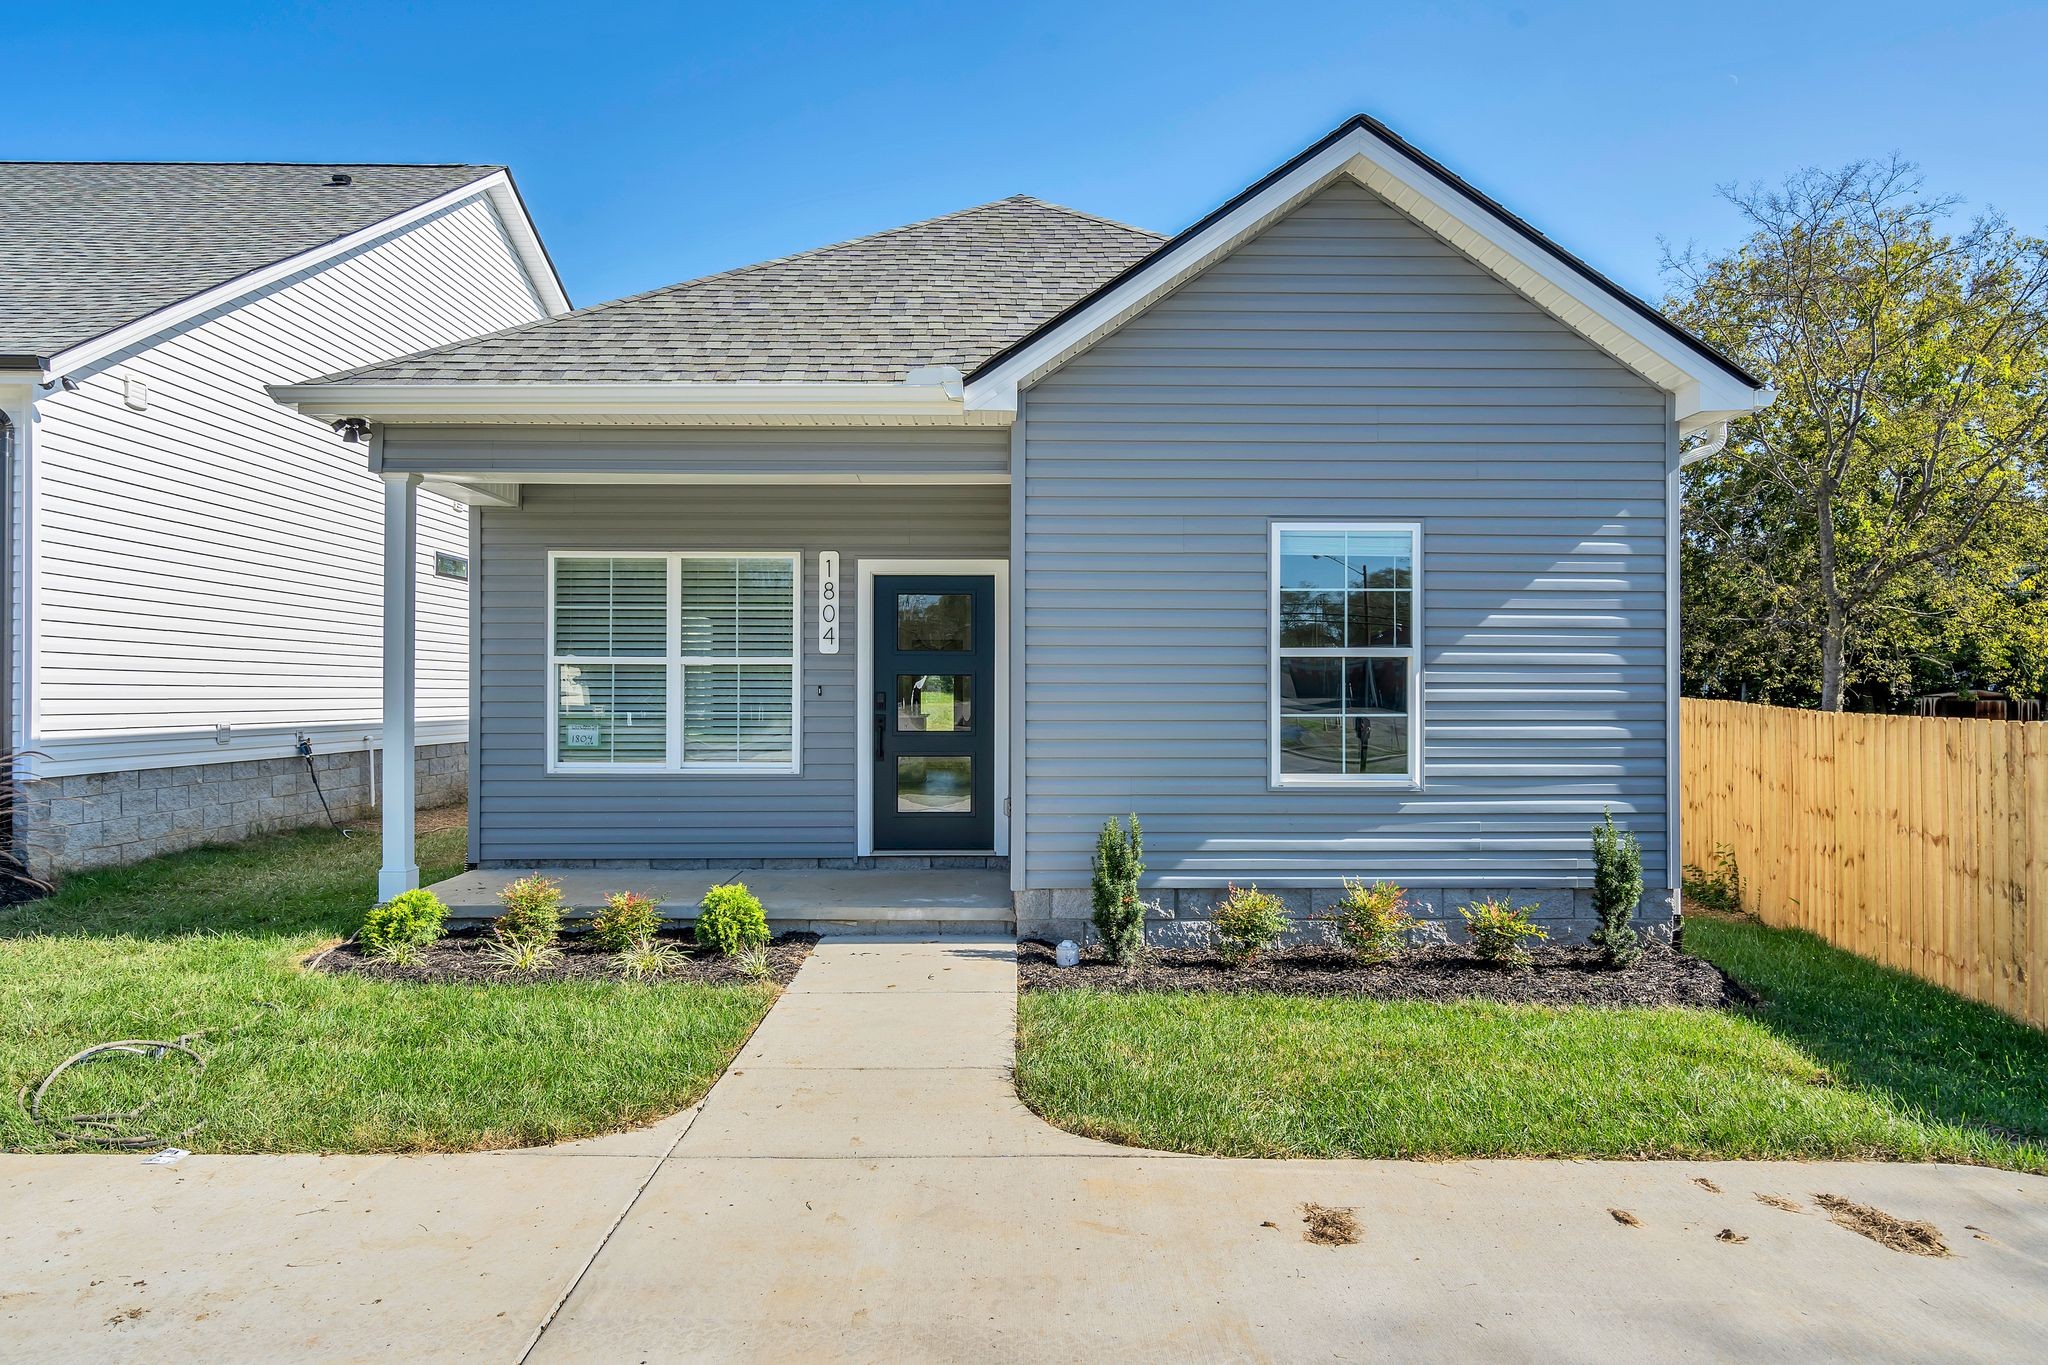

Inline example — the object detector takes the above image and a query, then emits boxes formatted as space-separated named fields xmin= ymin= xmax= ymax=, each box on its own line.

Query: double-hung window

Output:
xmin=550 ymin=551 xmax=801 ymax=773
xmin=1270 ymin=523 xmax=1420 ymax=786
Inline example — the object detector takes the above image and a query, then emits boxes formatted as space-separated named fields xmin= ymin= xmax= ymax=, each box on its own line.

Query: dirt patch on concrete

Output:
xmin=1694 ymin=1177 xmax=1724 ymax=1194
xmin=1301 ymin=1204 xmax=1359 ymax=1246
xmin=1018 ymin=940 xmax=1746 ymax=1008
xmin=1814 ymin=1193 xmax=1950 ymax=1257
xmin=1755 ymin=1193 xmax=1803 ymax=1213
xmin=317 ymin=931 xmax=817 ymax=987
xmin=1608 ymin=1208 xmax=1641 ymax=1227
xmin=1715 ymin=1228 xmax=1747 ymax=1243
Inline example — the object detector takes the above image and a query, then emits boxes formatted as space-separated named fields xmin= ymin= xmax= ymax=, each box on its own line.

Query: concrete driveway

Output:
xmin=4 ymin=937 xmax=2045 ymax=1362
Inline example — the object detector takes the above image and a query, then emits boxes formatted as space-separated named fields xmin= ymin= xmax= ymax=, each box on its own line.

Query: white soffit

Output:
xmin=964 ymin=122 xmax=1766 ymax=428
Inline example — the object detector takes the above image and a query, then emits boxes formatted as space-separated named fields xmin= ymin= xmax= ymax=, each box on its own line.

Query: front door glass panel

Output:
xmin=896 ymin=593 xmax=972 ymax=651
xmin=896 ymin=674 xmax=972 ymax=732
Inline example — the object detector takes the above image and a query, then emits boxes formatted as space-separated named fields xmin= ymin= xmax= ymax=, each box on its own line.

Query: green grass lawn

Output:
xmin=1016 ymin=914 xmax=2048 ymax=1171
xmin=0 ymin=812 xmax=775 ymax=1154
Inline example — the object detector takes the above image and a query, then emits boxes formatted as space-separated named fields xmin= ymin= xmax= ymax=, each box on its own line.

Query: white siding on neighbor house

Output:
xmin=1018 ymin=178 xmax=1676 ymax=891
xmin=23 ymin=193 xmax=548 ymax=774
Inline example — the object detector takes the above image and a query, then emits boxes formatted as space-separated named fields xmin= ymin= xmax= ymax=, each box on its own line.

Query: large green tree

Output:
xmin=1666 ymin=159 xmax=2048 ymax=711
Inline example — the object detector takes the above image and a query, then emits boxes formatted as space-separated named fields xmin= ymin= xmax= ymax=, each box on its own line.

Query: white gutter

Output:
xmin=268 ymin=371 xmax=975 ymax=422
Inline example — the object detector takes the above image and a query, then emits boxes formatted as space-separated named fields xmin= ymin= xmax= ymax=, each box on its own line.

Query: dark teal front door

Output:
xmin=872 ymin=575 xmax=995 ymax=851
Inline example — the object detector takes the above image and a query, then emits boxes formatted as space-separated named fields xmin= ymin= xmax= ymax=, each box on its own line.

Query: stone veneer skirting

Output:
xmin=19 ymin=742 xmax=468 ymax=876
xmin=1014 ymin=885 xmax=1681 ymax=949
xmin=473 ymin=855 xmax=1008 ymax=871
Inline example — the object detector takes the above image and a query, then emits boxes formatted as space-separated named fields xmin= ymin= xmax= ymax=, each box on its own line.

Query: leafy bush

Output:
xmin=695 ymin=882 xmax=769 ymax=956
xmin=496 ymin=874 xmax=564 ymax=950
xmin=1460 ymin=897 xmax=1548 ymax=967
xmin=360 ymin=888 xmax=446 ymax=961
xmin=590 ymin=890 xmax=663 ymax=952
xmin=1683 ymin=843 xmax=1745 ymax=913
xmin=1589 ymin=810 xmax=1644 ymax=968
xmin=733 ymin=946 xmax=772 ymax=981
xmin=1091 ymin=814 xmax=1145 ymax=965
xmin=1212 ymin=883 xmax=1289 ymax=966
xmin=1331 ymin=879 xmax=1412 ymax=965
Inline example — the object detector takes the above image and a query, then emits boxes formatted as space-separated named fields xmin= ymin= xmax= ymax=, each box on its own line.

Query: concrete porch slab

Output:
xmin=422 ymin=865 xmax=1014 ymax=933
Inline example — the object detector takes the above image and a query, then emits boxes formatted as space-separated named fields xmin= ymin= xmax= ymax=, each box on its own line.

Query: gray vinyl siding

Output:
xmin=474 ymin=481 xmax=1007 ymax=863
xmin=383 ymin=425 xmax=1009 ymax=479
xmin=1017 ymin=178 xmax=1674 ymax=891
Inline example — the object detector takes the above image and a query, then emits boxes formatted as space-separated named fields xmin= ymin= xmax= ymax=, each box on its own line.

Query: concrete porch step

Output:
xmin=423 ymin=864 xmax=1015 ymax=936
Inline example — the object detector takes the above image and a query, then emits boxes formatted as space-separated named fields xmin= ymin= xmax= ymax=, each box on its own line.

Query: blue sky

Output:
xmin=17 ymin=2 xmax=2048 ymax=308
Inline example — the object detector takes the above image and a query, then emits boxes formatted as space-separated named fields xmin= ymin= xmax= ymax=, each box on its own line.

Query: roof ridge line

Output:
xmin=0 ymin=160 xmax=497 ymax=169
xmin=1005 ymin=195 xmax=1163 ymax=240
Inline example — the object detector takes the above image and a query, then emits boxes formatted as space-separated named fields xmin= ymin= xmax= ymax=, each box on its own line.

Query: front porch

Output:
xmin=423 ymin=863 xmax=1015 ymax=936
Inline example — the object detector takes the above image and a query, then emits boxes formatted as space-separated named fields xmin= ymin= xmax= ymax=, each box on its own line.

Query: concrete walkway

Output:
xmin=3 ymin=938 xmax=2046 ymax=1362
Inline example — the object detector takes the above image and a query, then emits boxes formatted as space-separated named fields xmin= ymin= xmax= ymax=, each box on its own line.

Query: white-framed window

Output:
xmin=1269 ymin=522 xmax=1421 ymax=787
xmin=548 ymin=551 xmax=801 ymax=774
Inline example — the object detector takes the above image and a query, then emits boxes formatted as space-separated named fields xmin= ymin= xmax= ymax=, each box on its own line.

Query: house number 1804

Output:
xmin=818 ymin=551 xmax=841 ymax=654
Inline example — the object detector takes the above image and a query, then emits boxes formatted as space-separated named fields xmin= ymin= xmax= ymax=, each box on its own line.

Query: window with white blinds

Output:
xmin=550 ymin=552 xmax=801 ymax=772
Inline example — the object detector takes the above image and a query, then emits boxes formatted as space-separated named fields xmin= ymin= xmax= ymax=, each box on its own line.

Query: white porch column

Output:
xmin=378 ymin=472 xmax=421 ymax=901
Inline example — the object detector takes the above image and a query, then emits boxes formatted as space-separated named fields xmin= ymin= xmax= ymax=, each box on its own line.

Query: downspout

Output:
xmin=1678 ymin=420 xmax=1731 ymax=468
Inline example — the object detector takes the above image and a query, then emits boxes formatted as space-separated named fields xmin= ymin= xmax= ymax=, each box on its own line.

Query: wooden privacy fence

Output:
xmin=1681 ymin=699 xmax=2047 ymax=1029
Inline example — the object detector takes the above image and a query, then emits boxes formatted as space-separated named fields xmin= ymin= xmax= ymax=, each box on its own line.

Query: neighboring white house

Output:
xmin=0 ymin=162 xmax=569 ymax=872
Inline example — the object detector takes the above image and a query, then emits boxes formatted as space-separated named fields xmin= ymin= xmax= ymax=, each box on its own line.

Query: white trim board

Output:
xmin=41 ymin=171 xmax=569 ymax=383
xmin=268 ymin=379 xmax=997 ymax=425
xmin=855 ymin=557 xmax=1010 ymax=859
xmin=965 ymin=121 xmax=1769 ymax=432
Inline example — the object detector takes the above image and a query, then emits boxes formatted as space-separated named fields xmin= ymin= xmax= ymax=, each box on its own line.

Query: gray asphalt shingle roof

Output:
xmin=311 ymin=195 xmax=1165 ymax=385
xmin=0 ymin=162 xmax=501 ymax=360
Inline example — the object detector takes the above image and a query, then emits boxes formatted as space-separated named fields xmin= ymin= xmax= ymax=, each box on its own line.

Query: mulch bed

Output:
xmin=314 ymin=930 xmax=817 ymax=987
xmin=1017 ymin=939 xmax=1750 ymax=1009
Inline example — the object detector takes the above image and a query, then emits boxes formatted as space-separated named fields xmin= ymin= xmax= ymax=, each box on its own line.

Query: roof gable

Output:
xmin=965 ymin=116 xmax=1766 ymax=430
xmin=0 ymin=162 xmax=565 ymax=367
xmin=304 ymin=196 xmax=1163 ymax=385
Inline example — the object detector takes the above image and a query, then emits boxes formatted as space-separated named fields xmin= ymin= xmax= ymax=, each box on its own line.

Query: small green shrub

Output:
xmin=1091 ymin=814 xmax=1145 ymax=965
xmin=495 ymin=873 xmax=564 ymax=949
xmin=618 ymin=938 xmax=686 ymax=981
xmin=733 ymin=946 xmax=772 ymax=981
xmin=1683 ymin=843 xmax=1745 ymax=913
xmin=360 ymin=888 xmax=446 ymax=960
xmin=1460 ymin=897 xmax=1548 ymax=967
xmin=590 ymin=890 xmax=663 ymax=952
xmin=1212 ymin=883 xmax=1289 ymax=966
xmin=695 ymin=882 xmax=769 ymax=956
xmin=1589 ymin=809 xmax=1644 ymax=968
xmin=1332 ymin=879 xmax=1413 ymax=965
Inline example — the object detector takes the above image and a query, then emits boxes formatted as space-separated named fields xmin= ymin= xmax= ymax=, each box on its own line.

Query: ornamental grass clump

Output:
xmin=1589 ymin=809 xmax=1645 ymax=969
xmin=1331 ymin=879 xmax=1412 ymax=965
xmin=359 ymin=888 xmax=446 ymax=964
xmin=1460 ymin=897 xmax=1548 ymax=968
xmin=590 ymin=890 xmax=664 ymax=953
xmin=695 ymin=882 xmax=769 ymax=956
xmin=1091 ymin=814 xmax=1145 ymax=965
xmin=1212 ymin=883 xmax=1289 ymax=966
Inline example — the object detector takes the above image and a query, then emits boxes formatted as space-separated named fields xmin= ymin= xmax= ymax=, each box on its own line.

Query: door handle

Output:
xmin=874 ymin=691 xmax=887 ymax=763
